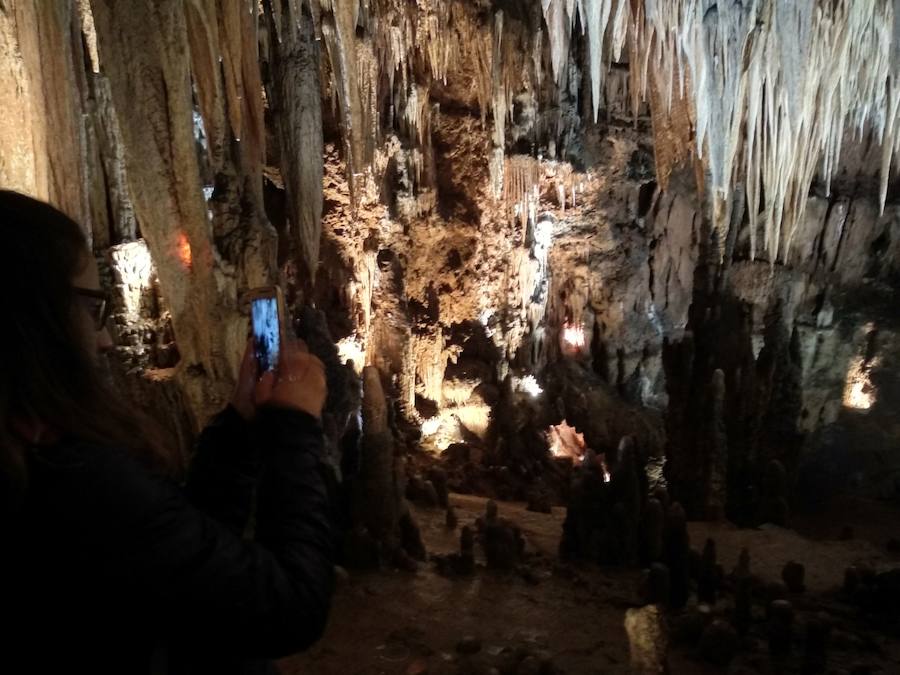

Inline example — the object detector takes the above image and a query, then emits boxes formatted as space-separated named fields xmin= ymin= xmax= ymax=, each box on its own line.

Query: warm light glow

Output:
xmin=108 ymin=240 xmax=155 ymax=320
xmin=419 ymin=405 xmax=488 ymax=452
xmin=455 ymin=404 xmax=491 ymax=438
xmin=549 ymin=438 xmax=564 ymax=457
xmin=598 ymin=456 xmax=611 ymax=483
xmin=336 ymin=336 xmax=365 ymax=372
xmin=421 ymin=417 xmax=441 ymax=436
xmin=443 ymin=378 xmax=479 ymax=406
xmin=547 ymin=419 xmax=586 ymax=460
xmin=514 ymin=374 xmax=543 ymax=397
xmin=562 ymin=323 xmax=585 ymax=349
xmin=419 ymin=413 xmax=463 ymax=452
xmin=843 ymin=356 xmax=878 ymax=411
xmin=176 ymin=232 xmax=192 ymax=268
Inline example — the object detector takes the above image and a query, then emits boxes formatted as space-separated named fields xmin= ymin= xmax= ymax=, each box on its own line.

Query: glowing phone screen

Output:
xmin=251 ymin=297 xmax=280 ymax=373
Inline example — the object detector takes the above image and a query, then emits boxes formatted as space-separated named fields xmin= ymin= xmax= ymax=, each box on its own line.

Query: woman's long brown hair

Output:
xmin=0 ymin=191 xmax=180 ymax=516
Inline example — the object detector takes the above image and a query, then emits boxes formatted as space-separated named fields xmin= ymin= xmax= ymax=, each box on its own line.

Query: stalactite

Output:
xmin=689 ymin=0 xmax=756 ymax=258
xmin=271 ymin=0 xmax=900 ymax=272
xmin=320 ymin=0 xmax=368 ymax=205
xmin=217 ymin=0 xmax=245 ymax=146
xmin=236 ymin=0 xmax=266 ymax=204
xmin=503 ymin=155 xmax=540 ymax=228
xmin=0 ymin=1 xmax=88 ymax=232
xmin=396 ymin=83 xmax=431 ymax=191
xmin=639 ymin=0 xmax=900 ymax=263
xmin=185 ymin=0 xmax=273 ymax=295
xmin=413 ymin=328 xmax=445 ymax=407
xmin=86 ymin=72 xmax=137 ymax=244
xmin=91 ymin=0 xmax=247 ymax=423
xmin=489 ymin=10 xmax=507 ymax=200
xmin=74 ymin=0 xmax=109 ymax=250
xmin=647 ymin=68 xmax=694 ymax=192
xmin=185 ymin=0 xmax=226 ymax=170
xmin=542 ymin=0 xmax=569 ymax=88
xmin=265 ymin=1 xmax=325 ymax=280
xmin=583 ymin=0 xmax=614 ymax=123
xmin=464 ymin=6 xmax=495 ymax=123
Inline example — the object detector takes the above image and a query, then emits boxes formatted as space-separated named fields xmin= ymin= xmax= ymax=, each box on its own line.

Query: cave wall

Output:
xmin=2 ymin=0 xmax=298 ymax=430
xmin=1 ymin=0 xmax=899 ymax=511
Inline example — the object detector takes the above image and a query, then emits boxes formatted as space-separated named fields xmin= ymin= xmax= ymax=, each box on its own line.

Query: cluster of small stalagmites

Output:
xmin=842 ymin=563 xmax=900 ymax=620
xmin=433 ymin=524 xmax=477 ymax=579
xmin=403 ymin=464 xmax=477 ymax=578
xmin=477 ymin=500 xmax=526 ymax=572
xmin=343 ymin=366 xmax=426 ymax=571
xmin=431 ymin=500 xmax=545 ymax=585
xmin=559 ymin=436 xmax=652 ymax=567
xmin=623 ymin=541 xmax=900 ymax=674
xmin=406 ymin=466 xmax=450 ymax=511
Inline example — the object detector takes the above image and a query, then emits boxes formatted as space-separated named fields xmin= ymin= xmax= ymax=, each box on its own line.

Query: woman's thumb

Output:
xmin=254 ymin=370 xmax=276 ymax=406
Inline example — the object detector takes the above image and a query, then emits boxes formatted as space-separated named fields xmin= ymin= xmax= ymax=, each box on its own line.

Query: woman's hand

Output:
xmin=254 ymin=340 xmax=327 ymax=419
xmin=230 ymin=338 xmax=258 ymax=421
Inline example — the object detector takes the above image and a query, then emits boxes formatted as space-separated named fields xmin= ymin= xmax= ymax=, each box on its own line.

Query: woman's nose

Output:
xmin=97 ymin=326 xmax=114 ymax=353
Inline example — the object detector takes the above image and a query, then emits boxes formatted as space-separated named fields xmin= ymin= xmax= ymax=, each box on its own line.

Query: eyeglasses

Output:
xmin=73 ymin=286 xmax=112 ymax=331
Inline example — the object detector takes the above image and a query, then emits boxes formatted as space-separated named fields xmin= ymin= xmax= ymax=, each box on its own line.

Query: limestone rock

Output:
xmin=625 ymin=604 xmax=668 ymax=674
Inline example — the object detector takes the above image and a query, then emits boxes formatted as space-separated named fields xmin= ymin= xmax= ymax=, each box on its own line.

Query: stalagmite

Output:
xmin=625 ymin=604 xmax=668 ymax=674
xmin=664 ymin=502 xmax=690 ymax=610
xmin=705 ymin=368 xmax=727 ymax=519
xmin=640 ymin=497 xmax=664 ymax=564
xmin=357 ymin=365 xmax=399 ymax=558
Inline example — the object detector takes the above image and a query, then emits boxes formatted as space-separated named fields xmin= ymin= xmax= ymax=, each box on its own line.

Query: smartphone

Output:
xmin=244 ymin=286 xmax=286 ymax=375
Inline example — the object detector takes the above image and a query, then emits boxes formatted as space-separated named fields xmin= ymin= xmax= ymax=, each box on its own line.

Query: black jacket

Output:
xmin=5 ymin=405 xmax=335 ymax=674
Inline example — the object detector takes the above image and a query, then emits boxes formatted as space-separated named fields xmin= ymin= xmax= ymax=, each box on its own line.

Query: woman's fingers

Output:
xmin=241 ymin=337 xmax=258 ymax=378
xmin=245 ymin=334 xmax=327 ymax=417
xmin=231 ymin=338 xmax=260 ymax=420
xmin=261 ymin=348 xmax=327 ymax=417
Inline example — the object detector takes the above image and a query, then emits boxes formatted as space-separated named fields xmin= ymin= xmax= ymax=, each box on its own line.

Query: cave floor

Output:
xmin=279 ymin=495 xmax=900 ymax=675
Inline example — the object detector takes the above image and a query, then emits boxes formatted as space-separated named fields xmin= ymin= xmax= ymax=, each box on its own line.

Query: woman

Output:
xmin=0 ymin=191 xmax=334 ymax=673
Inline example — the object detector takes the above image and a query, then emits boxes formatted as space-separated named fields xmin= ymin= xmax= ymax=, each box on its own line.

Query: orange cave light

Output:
xmin=176 ymin=231 xmax=193 ymax=269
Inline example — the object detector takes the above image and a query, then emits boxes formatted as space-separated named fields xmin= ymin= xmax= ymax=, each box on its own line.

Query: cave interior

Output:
xmin=3 ymin=0 xmax=900 ymax=673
